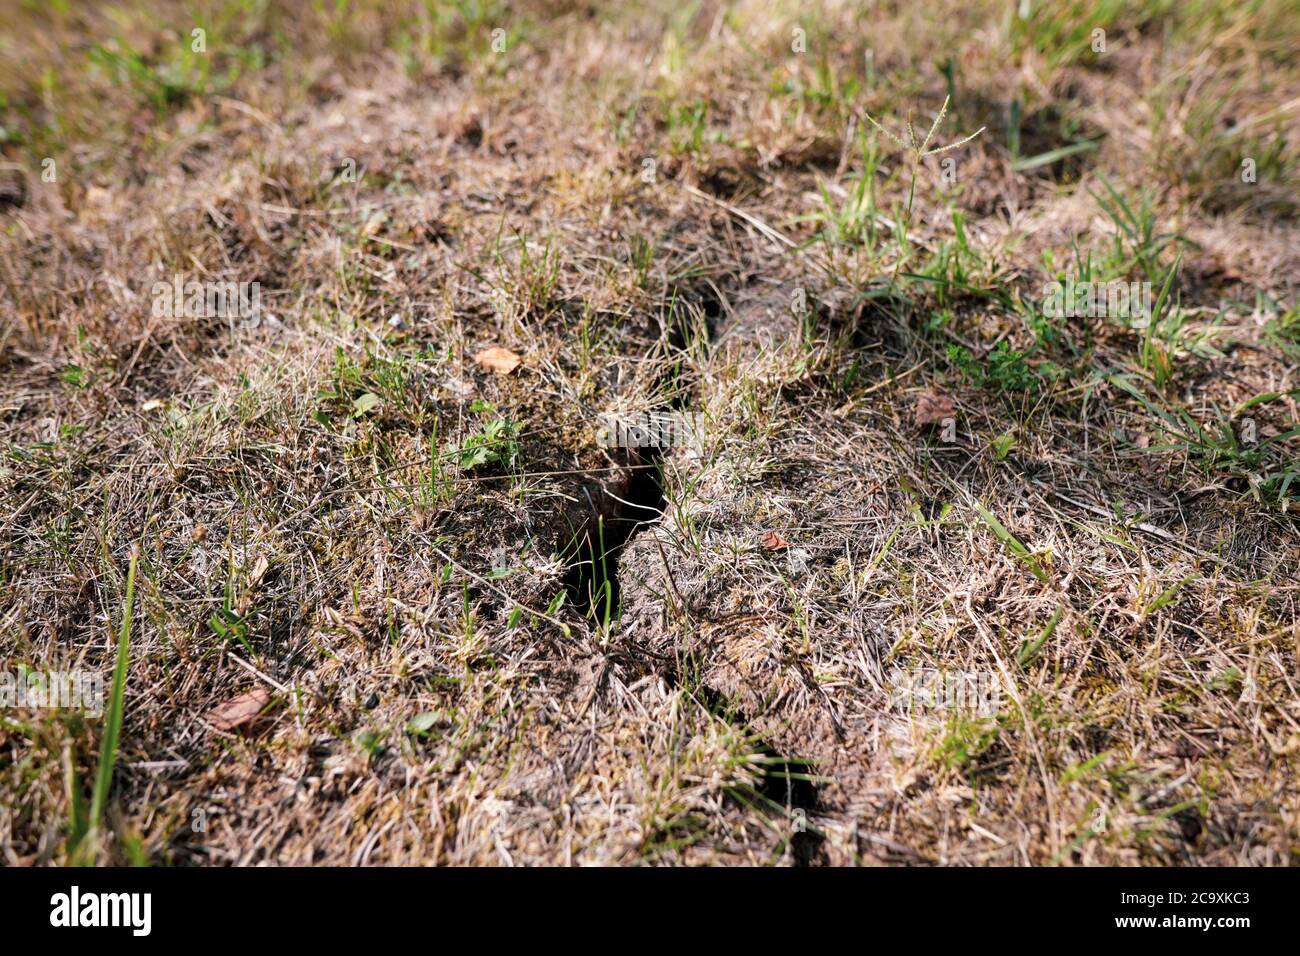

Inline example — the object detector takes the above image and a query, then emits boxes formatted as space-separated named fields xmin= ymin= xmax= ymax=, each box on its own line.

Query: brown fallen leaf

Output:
xmin=204 ymin=687 xmax=273 ymax=733
xmin=760 ymin=531 xmax=789 ymax=551
xmin=473 ymin=346 xmax=522 ymax=375
xmin=914 ymin=390 xmax=956 ymax=428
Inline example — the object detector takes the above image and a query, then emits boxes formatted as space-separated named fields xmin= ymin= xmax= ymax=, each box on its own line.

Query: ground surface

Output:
xmin=1 ymin=0 xmax=1298 ymax=866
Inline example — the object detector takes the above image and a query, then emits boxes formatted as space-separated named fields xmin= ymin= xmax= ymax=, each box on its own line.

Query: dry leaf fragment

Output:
xmin=204 ymin=687 xmax=272 ymax=732
xmin=248 ymin=555 xmax=270 ymax=587
xmin=760 ymin=531 xmax=789 ymax=551
xmin=473 ymin=347 xmax=521 ymax=375
xmin=443 ymin=376 xmax=475 ymax=398
xmin=914 ymin=390 xmax=956 ymax=427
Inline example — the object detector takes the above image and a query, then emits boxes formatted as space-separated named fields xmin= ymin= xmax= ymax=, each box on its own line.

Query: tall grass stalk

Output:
xmin=862 ymin=96 xmax=985 ymax=289
xmin=86 ymin=550 xmax=138 ymax=860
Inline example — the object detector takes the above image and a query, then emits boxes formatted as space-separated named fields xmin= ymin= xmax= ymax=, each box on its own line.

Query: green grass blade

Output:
xmin=89 ymin=551 xmax=137 ymax=844
xmin=1012 ymin=139 xmax=1098 ymax=172
xmin=1149 ymin=252 xmax=1181 ymax=326
xmin=64 ymin=756 xmax=89 ymax=861
xmin=1018 ymin=606 xmax=1063 ymax=668
xmin=1146 ymin=575 xmax=1195 ymax=615
xmin=974 ymin=503 xmax=1048 ymax=582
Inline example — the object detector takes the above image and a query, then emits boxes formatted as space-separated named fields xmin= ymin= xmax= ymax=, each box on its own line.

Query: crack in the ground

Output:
xmin=676 ymin=679 xmax=826 ymax=865
xmin=560 ymin=446 xmax=666 ymax=619
xmin=560 ymin=281 xmax=715 ymax=616
xmin=558 ymin=277 xmax=825 ymax=863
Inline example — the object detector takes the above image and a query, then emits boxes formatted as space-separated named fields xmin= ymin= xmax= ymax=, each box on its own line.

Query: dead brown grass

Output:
xmin=0 ymin=0 xmax=1297 ymax=866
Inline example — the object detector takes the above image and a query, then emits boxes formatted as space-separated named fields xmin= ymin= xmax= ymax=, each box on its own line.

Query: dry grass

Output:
xmin=1 ymin=0 xmax=1297 ymax=866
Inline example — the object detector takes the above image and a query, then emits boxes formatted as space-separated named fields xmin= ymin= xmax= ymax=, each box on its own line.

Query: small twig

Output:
xmin=1048 ymin=491 xmax=1236 ymax=569
xmin=228 ymin=652 xmax=290 ymax=694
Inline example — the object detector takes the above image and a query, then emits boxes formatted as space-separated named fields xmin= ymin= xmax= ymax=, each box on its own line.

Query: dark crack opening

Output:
xmin=560 ymin=448 xmax=666 ymax=621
